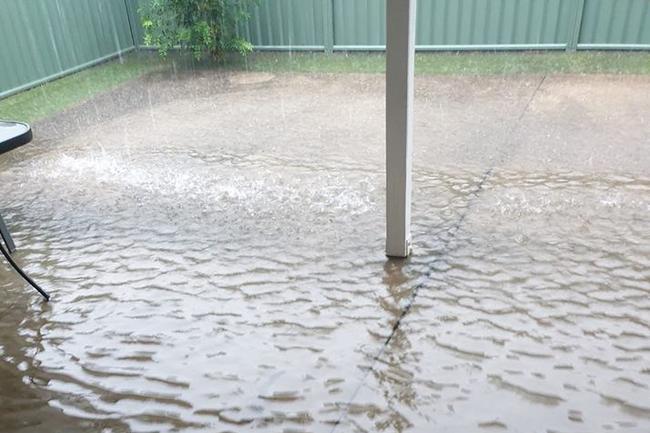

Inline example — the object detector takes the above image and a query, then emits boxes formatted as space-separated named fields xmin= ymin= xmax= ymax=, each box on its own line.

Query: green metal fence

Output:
xmin=239 ymin=0 xmax=650 ymax=51
xmin=579 ymin=0 xmax=650 ymax=49
xmin=329 ymin=0 xmax=576 ymax=51
xmin=2 ymin=0 xmax=650 ymax=98
xmin=126 ymin=0 xmax=650 ymax=51
xmin=0 ymin=0 xmax=135 ymax=99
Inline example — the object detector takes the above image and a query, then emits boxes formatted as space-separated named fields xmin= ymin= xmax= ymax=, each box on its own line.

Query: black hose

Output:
xmin=0 ymin=242 xmax=50 ymax=301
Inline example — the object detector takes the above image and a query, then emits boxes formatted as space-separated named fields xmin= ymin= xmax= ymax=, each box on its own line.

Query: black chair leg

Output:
xmin=0 ymin=241 xmax=50 ymax=301
xmin=0 ymin=213 xmax=16 ymax=254
xmin=0 ymin=212 xmax=49 ymax=301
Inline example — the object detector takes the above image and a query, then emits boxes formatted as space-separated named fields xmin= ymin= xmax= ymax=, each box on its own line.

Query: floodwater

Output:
xmin=0 ymin=70 xmax=649 ymax=433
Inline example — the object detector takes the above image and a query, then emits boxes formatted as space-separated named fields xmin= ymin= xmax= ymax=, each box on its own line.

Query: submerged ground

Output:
xmin=0 ymin=53 xmax=649 ymax=433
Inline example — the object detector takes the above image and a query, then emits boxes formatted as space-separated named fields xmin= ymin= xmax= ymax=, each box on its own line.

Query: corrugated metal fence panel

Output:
xmin=242 ymin=0 xmax=325 ymax=48
xmin=113 ymin=0 xmax=650 ymax=51
xmin=417 ymin=0 xmax=574 ymax=48
xmin=333 ymin=0 xmax=575 ymax=49
xmin=333 ymin=0 xmax=386 ymax=48
xmin=125 ymin=0 xmax=145 ymax=46
xmin=579 ymin=0 xmax=650 ymax=48
xmin=0 ymin=0 xmax=134 ymax=98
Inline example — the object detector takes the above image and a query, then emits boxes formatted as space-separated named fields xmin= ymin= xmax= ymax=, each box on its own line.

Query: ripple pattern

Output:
xmin=0 ymin=72 xmax=649 ymax=433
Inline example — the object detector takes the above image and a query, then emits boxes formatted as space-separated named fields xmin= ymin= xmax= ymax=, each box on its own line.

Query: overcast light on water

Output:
xmin=1 ymin=1 xmax=650 ymax=432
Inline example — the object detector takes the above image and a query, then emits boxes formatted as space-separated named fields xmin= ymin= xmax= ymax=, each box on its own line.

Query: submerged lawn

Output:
xmin=1 ymin=50 xmax=650 ymax=123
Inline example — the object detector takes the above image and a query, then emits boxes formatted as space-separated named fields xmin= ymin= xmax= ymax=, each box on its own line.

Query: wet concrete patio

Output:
xmin=0 ymin=70 xmax=649 ymax=433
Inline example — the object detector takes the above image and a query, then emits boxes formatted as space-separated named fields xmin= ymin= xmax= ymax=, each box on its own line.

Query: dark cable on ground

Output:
xmin=0 ymin=242 xmax=50 ymax=301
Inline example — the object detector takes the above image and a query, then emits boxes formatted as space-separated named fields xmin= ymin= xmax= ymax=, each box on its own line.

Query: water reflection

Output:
xmin=376 ymin=259 xmax=418 ymax=433
xmin=1 ymin=71 xmax=649 ymax=432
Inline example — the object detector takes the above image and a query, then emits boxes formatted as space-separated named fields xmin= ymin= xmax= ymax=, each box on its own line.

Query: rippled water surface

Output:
xmin=1 ymin=72 xmax=649 ymax=433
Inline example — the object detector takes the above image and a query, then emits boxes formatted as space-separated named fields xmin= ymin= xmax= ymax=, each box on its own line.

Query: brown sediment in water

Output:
xmin=1 ymin=71 xmax=649 ymax=432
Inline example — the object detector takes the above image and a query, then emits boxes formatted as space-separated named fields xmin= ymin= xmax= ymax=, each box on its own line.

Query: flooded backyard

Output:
xmin=0 ymin=69 xmax=649 ymax=433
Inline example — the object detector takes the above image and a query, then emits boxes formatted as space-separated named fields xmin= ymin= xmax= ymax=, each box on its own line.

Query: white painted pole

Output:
xmin=386 ymin=0 xmax=416 ymax=258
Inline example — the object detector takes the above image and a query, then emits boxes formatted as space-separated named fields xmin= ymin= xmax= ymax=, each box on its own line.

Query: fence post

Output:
xmin=123 ymin=0 xmax=137 ymax=49
xmin=322 ymin=0 xmax=334 ymax=53
xmin=567 ymin=0 xmax=585 ymax=51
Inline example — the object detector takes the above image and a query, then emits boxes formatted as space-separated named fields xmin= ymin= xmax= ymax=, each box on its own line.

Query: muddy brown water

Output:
xmin=0 ymin=71 xmax=649 ymax=433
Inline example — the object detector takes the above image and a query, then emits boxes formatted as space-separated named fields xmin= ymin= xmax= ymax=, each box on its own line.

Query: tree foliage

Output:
xmin=140 ymin=0 xmax=257 ymax=60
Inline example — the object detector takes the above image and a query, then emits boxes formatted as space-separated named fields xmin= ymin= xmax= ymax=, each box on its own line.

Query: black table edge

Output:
xmin=0 ymin=122 xmax=33 ymax=155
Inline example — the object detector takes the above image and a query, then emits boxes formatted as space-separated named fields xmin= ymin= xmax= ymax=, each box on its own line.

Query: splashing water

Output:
xmin=0 ymin=72 xmax=649 ymax=433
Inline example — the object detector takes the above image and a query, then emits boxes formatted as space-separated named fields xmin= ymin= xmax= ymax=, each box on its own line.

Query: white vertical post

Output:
xmin=386 ymin=0 xmax=416 ymax=258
